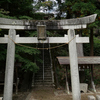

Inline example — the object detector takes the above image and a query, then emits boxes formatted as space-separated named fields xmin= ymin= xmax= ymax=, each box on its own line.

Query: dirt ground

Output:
xmin=28 ymin=87 xmax=100 ymax=100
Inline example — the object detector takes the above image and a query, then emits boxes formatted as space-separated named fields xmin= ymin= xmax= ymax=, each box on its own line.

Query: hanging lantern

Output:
xmin=37 ymin=25 xmax=46 ymax=40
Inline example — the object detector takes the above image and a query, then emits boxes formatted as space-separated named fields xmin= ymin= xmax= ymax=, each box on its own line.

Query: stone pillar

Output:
xmin=3 ymin=29 xmax=16 ymax=100
xmin=0 ymin=97 xmax=3 ymax=100
xmin=68 ymin=29 xmax=81 ymax=100
xmin=96 ymin=95 xmax=100 ymax=100
xmin=88 ymin=95 xmax=96 ymax=100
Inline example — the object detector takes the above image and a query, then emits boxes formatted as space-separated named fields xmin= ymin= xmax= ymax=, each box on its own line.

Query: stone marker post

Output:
xmin=3 ymin=29 xmax=16 ymax=100
xmin=96 ymin=95 xmax=100 ymax=100
xmin=68 ymin=29 xmax=81 ymax=100
xmin=88 ymin=95 xmax=96 ymax=100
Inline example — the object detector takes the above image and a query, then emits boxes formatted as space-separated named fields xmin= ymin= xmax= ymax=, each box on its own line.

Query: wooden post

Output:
xmin=68 ymin=29 xmax=81 ymax=100
xmin=90 ymin=29 xmax=94 ymax=56
xmin=90 ymin=28 xmax=96 ymax=92
xmin=65 ymin=66 xmax=70 ymax=94
xmin=90 ymin=65 xmax=96 ymax=92
xmin=3 ymin=29 xmax=16 ymax=100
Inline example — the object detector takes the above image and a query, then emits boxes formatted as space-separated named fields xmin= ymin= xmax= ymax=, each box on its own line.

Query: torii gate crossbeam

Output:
xmin=0 ymin=14 xmax=96 ymax=30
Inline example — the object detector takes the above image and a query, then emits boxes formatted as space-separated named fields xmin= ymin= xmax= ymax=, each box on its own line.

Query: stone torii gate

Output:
xmin=0 ymin=14 xmax=97 ymax=100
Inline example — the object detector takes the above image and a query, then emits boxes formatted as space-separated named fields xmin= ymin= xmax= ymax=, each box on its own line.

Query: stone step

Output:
xmin=34 ymin=82 xmax=52 ymax=85
xmin=35 ymin=81 xmax=52 ymax=85
xmin=44 ymin=69 xmax=51 ymax=71
xmin=37 ymin=69 xmax=51 ymax=72
xmin=39 ymin=66 xmax=51 ymax=67
xmin=34 ymin=47 xmax=53 ymax=87
xmin=35 ymin=80 xmax=52 ymax=82
xmin=35 ymin=72 xmax=51 ymax=75
xmin=35 ymin=77 xmax=52 ymax=80
xmin=38 ymin=69 xmax=51 ymax=72
xmin=35 ymin=72 xmax=51 ymax=74
xmin=34 ymin=84 xmax=53 ymax=87
xmin=35 ymin=76 xmax=52 ymax=78
xmin=35 ymin=83 xmax=52 ymax=86
xmin=36 ymin=76 xmax=52 ymax=78
xmin=35 ymin=74 xmax=51 ymax=77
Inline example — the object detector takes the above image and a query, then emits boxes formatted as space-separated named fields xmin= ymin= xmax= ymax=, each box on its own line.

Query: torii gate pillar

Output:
xmin=68 ymin=29 xmax=81 ymax=100
xmin=3 ymin=29 xmax=16 ymax=100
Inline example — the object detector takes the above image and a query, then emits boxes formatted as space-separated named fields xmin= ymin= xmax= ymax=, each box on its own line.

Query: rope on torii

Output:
xmin=8 ymin=35 xmax=76 ymax=50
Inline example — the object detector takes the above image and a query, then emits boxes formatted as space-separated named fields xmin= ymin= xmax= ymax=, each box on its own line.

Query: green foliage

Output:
xmin=57 ymin=66 xmax=66 ymax=86
xmin=57 ymin=48 xmax=68 ymax=56
xmin=72 ymin=2 xmax=96 ymax=16
xmin=84 ymin=65 xmax=100 ymax=85
xmin=25 ymin=31 xmax=37 ymax=37
xmin=94 ymin=37 xmax=100 ymax=56
xmin=19 ymin=16 xmax=33 ymax=20
xmin=0 ymin=29 xmax=41 ymax=72
xmin=0 ymin=9 xmax=15 ymax=18
xmin=15 ymin=52 xmax=39 ymax=72
xmin=46 ymin=31 xmax=62 ymax=37
xmin=14 ymin=30 xmax=42 ymax=72
xmin=83 ymin=43 xmax=90 ymax=56
xmin=0 ymin=9 xmax=9 ymax=15
xmin=15 ymin=45 xmax=40 ymax=55
xmin=33 ymin=13 xmax=45 ymax=20
xmin=93 ymin=65 xmax=100 ymax=85
xmin=84 ymin=36 xmax=100 ymax=56
xmin=56 ymin=0 xmax=98 ymax=19
xmin=0 ymin=44 xmax=7 ymax=61
xmin=15 ymin=44 xmax=41 ymax=72
xmin=84 ymin=69 xmax=91 ymax=84
xmin=0 ymin=0 xmax=33 ymax=18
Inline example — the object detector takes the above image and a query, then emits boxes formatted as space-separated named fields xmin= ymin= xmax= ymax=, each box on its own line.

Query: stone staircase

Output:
xmin=34 ymin=43 xmax=53 ymax=87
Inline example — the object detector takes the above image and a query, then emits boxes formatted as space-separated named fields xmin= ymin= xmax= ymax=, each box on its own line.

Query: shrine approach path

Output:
xmin=28 ymin=87 xmax=96 ymax=100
